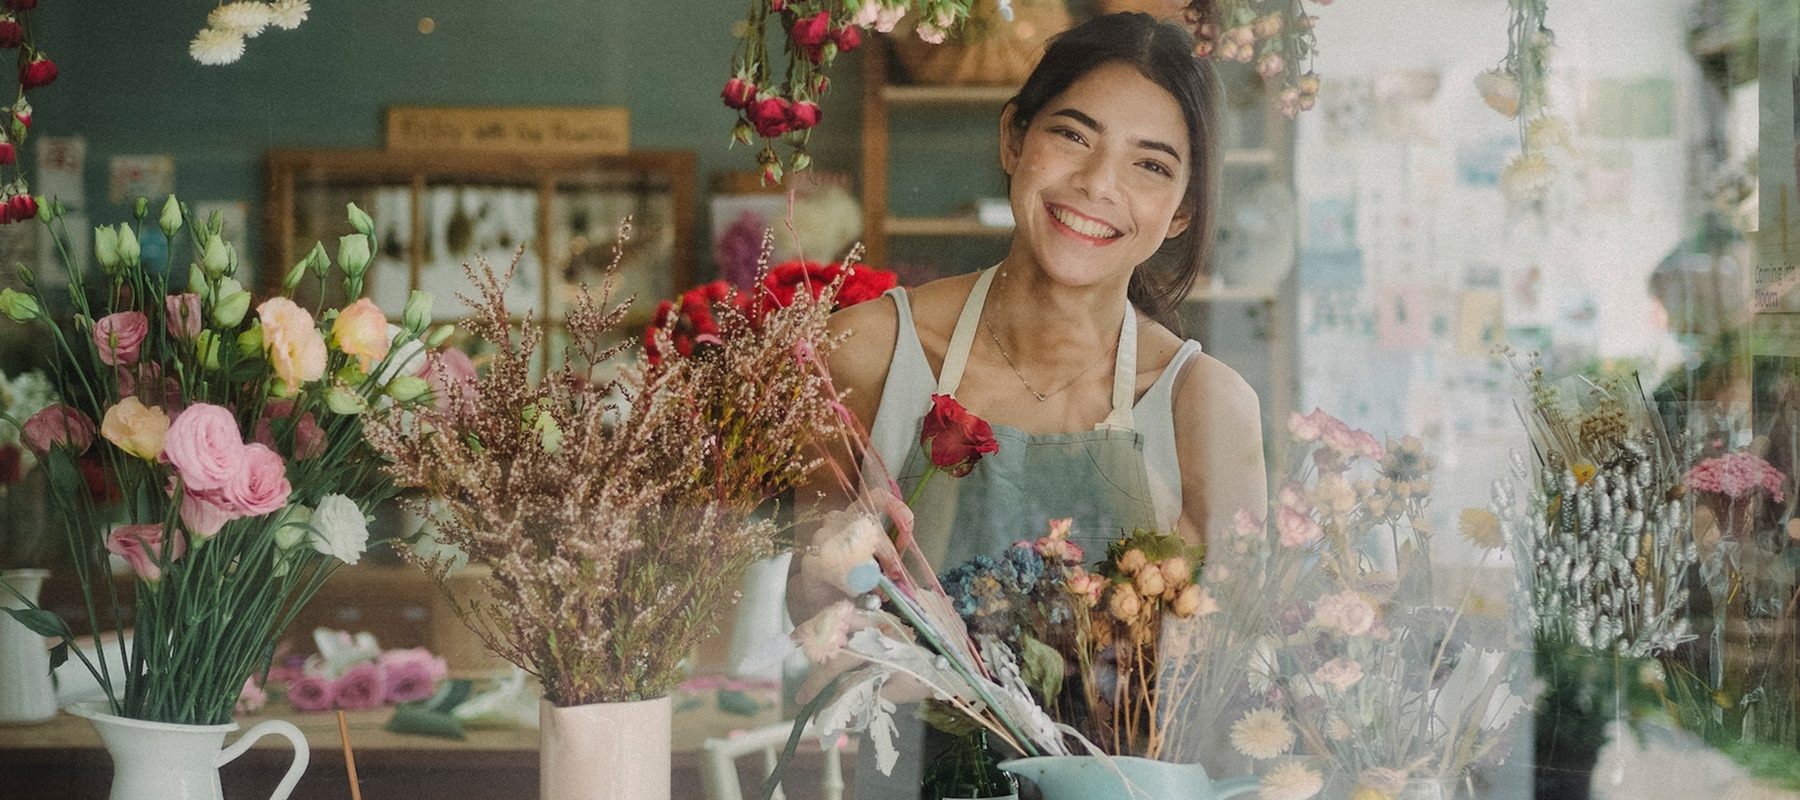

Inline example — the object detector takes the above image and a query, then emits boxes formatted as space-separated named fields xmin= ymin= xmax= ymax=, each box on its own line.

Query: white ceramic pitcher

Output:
xmin=69 ymin=701 xmax=310 ymax=800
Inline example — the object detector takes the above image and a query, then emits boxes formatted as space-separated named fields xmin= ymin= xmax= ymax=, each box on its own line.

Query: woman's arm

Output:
xmin=785 ymin=294 xmax=901 ymax=623
xmin=1170 ymin=353 xmax=1268 ymax=547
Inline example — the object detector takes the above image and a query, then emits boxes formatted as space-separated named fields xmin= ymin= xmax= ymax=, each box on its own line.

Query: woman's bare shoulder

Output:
xmin=1171 ymin=350 xmax=1261 ymax=427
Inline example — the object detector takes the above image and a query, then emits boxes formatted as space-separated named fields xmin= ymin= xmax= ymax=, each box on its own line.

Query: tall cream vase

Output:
xmin=539 ymin=695 xmax=673 ymax=800
xmin=0 ymin=568 xmax=57 ymax=725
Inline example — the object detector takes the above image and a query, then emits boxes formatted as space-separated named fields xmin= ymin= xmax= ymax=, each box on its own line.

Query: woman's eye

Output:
xmin=1140 ymin=161 xmax=1174 ymax=177
xmin=1051 ymin=127 xmax=1086 ymax=145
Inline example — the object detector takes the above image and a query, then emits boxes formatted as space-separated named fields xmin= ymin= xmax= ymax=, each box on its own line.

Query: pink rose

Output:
xmin=237 ymin=676 xmax=268 ymax=715
xmin=106 ymin=523 xmax=186 ymax=582
xmin=378 ymin=648 xmax=448 ymax=704
xmin=23 ymin=404 xmax=95 ymax=456
xmin=1313 ymin=657 xmax=1365 ymax=692
xmin=287 ymin=674 xmax=335 ymax=712
xmin=222 ymin=443 xmax=290 ymax=517
xmin=331 ymin=298 xmax=391 ymax=372
xmin=255 ymin=400 xmax=325 ymax=461
xmin=258 ymin=298 xmax=328 ymax=394
xmin=164 ymin=403 xmax=247 ymax=492
xmin=332 ymin=662 xmax=386 ymax=710
xmin=1276 ymin=506 xmax=1322 ymax=547
xmin=1313 ymin=590 xmax=1376 ymax=637
xmin=94 ymin=311 xmax=149 ymax=366
xmin=179 ymin=487 xmax=239 ymax=538
xmin=165 ymin=293 xmax=203 ymax=341
xmin=101 ymin=397 xmax=170 ymax=461
xmin=420 ymin=348 xmax=478 ymax=423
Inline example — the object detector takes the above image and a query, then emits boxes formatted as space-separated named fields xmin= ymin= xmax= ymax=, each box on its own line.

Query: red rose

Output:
xmin=786 ymin=100 xmax=821 ymax=131
xmin=834 ymin=26 xmax=862 ymax=53
xmin=920 ymin=394 xmax=998 ymax=477
xmin=20 ymin=57 xmax=54 ymax=90
xmin=0 ymin=142 xmax=14 ymax=166
xmin=769 ymin=0 xmax=785 ymax=9
xmin=747 ymin=96 xmax=790 ymax=138
xmin=791 ymin=12 xmax=831 ymax=47
xmin=13 ymin=108 xmax=27 ymax=130
xmin=3 ymin=0 xmax=36 ymax=11
xmin=720 ymin=77 xmax=756 ymax=110
xmin=7 ymin=194 xmax=31 ymax=223
xmin=837 ymin=265 xmax=898 ymax=307
xmin=643 ymin=281 xmax=737 ymax=364
xmin=758 ymin=260 xmax=841 ymax=314
xmin=0 ymin=21 xmax=21 ymax=49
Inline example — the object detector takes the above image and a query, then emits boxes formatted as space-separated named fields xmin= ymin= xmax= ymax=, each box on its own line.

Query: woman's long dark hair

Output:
xmin=1006 ymin=12 xmax=1222 ymax=331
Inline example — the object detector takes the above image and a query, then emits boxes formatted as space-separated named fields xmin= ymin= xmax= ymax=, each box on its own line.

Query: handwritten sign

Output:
xmin=384 ymin=106 xmax=630 ymax=155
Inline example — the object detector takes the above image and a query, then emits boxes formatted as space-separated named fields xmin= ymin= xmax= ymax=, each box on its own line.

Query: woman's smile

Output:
xmin=1045 ymin=202 xmax=1123 ymax=243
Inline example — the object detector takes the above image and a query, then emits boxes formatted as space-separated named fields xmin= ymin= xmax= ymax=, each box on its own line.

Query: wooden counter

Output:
xmin=0 ymin=691 xmax=852 ymax=800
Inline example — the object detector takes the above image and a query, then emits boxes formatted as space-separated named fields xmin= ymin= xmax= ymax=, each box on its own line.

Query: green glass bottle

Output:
xmin=920 ymin=729 xmax=1019 ymax=800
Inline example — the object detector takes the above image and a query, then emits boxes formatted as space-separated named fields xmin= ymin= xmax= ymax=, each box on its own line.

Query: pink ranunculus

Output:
xmin=222 ymin=443 xmax=291 ymax=517
xmin=258 ymin=298 xmax=328 ymax=394
xmin=164 ymin=403 xmax=247 ymax=492
xmin=286 ymin=674 xmax=335 ymax=712
xmin=332 ymin=298 xmax=391 ymax=372
xmin=93 ymin=311 xmax=150 ymax=366
xmin=332 ymin=662 xmax=386 ymax=710
xmin=106 ymin=523 xmax=186 ymax=582
xmin=22 ymin=403 xmax=96 ymax=456
xmin=165 ymin=293 xmax=204 ymax=341
xmin=378 ymin=648 xmax=448 ymax=704
xmin=179 ymin=486 xmax=239 ymax=538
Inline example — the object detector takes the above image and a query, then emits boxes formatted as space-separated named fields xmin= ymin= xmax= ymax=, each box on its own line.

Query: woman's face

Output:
xmin=1002 ymin=60 xmax=1193 ymax=291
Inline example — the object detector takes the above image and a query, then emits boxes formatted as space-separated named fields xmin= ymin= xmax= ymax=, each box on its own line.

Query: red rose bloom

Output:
xmin=8 ymin=193 xmax=33 ymax=222
xmin=0 ymin=142 xmax=14 ymax=166
xmin=791 ymin=11 xmax=831 ymax=47
xmin=837 ymin=265 xmax=898 ymax=307
xmin=13 ymin=108 xmax=27 ymax=130
xmin=747 ymin=96 xmax=790 ymax=138
xmin=0 ymin=21 xmax=21 ymax=49
xmin=834 ymin=26 xmax=862 ymax=53
xmin=20 ymin=57 xmax=55 ymax=90
xmin=920 ymin=394 xmax=998 ymax=478
xmin=786 ymin=100 xmax=822 ymax=131
xmin=721 ymin=77 xmax=756 ymax=110
xmin=643 ymin=281 xmax=739 ymax=364
xmin=757 ymin=260 xmax=898 ymax=317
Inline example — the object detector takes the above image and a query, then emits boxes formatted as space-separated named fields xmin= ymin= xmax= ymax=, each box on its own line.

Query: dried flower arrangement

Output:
xmin=364 ymin=232 xmax=851 ymax=706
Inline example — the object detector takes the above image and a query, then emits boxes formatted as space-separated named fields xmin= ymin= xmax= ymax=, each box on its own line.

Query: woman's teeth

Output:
xmin=1051 ymin=207 xmax=1119 ymax=239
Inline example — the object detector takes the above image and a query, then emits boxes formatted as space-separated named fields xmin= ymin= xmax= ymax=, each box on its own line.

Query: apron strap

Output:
xmin=936 ymin=266 xmax=996 ymax=396
xmin=938 ymin=264 xmax=1137 ymax=431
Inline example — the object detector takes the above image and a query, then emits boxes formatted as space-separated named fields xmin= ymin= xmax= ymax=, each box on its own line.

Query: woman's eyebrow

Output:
xmin=1047 ymin=108 xmax=1182 ymax=163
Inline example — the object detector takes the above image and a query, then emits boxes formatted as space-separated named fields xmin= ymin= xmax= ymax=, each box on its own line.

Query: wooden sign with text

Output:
xmin=384 ymin=106 xmax=630 ymax=155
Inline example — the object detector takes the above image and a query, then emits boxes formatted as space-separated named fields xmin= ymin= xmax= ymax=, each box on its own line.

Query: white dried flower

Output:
xmin=209 ymin=2 xmax=273 ymax=37
xmin=1499 ymin=152 xmax=1555 ymax=204
xmin=189 ymin=28 xmax=246 ymax=65
xmin=270 ymin=0 xmax=310 ymax=29
xmin=1258 ymin=761 xmax=1324 ymax=800
xmin=1229 ymin=707 xmax=1296 ymax=760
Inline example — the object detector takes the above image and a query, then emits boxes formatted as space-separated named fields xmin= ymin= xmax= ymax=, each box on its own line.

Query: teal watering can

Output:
xmin=999 ymin=755 xmax=1259 ymax=800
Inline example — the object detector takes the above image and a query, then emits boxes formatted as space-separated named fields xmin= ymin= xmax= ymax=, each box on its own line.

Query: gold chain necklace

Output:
xmin=983 ymin=315 xmax=1119 ymax=403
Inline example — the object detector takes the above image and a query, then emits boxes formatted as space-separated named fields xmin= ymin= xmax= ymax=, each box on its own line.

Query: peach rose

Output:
xmin=94 ymin=311 xmax=149 ymax=366
xmin=258 ymin=298 xmax=327 ymax=394
xmin=222 ymin=443 xmax=290 ymax=517
xmin=106 ymin=523 xmax=186 ymax=582
xmin=331 ymin=298 xmax=390 ymax=371
xmin=101 ymin=397 xmax=169 ymax=461
xmin=163 ymin=403 xmax=246 ymax=492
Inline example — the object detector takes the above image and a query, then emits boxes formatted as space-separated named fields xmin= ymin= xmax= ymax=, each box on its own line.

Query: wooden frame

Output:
xmin=263 ymin=149 xmax=696 ymax=324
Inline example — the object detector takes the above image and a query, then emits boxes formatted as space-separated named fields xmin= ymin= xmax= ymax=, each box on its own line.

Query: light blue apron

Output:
xmin=860 ymin=266 xmax=1163 ymax=799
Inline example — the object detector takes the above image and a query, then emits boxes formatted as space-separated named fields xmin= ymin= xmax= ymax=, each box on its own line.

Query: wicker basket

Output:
xmin=1096 ymin=0 xmax=1188 ymax=20
xmin=890 ymin=0 xmax=1072 ymax=86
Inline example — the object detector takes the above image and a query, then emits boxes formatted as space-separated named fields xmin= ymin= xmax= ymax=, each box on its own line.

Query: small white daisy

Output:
xmin=1229 ymin=707 xmax=1296 ymax=760
xmin=269 ymin=0 xmax=310 ymax=30
xmin=209 ymin=1 xmax=273 ymax=38
xmin=189 ymin=28 xmax=246 ymax=66
xmin=1259 ymin=761 xmax=1324 ymax=800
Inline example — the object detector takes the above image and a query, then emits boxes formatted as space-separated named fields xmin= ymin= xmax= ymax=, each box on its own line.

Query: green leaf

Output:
xmin=2 ymin=606 xmax=71 ymax=639
xmin=228 ymin=359 xmax=264 ymax=383
xmin=427 ymin=678 xmax=474 ymax=714
xmin=384 ymin=703 xmax=466 ymax=740
xmin=45 ymin=447 xmax=81 ymax=498
xmin=48 ymin=641 xmax=67 ymax=672
xmin=1019 ymin=634 xmax=1063 ymax=701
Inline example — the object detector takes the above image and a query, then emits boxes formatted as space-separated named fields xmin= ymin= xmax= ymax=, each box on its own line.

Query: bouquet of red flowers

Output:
xmin=643 ymin=259 xmax=896 ymax=364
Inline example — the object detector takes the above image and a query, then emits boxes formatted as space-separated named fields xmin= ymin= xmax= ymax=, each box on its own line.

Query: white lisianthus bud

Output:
xmin=275 ymin=505 xmax=313 ymax=550
xmin=306 ymin=241 xmax=331 ymax=277
xmin=196 ymin=330 xmax=223 ymax=371
xmin=95 ymin=226 xmax=122 ymax=272
xmin=237 ymin=325 xmax=263 ymax=357
xmin=337 ymin=234 xmax=372 ymax=279
xmin=325 ymin=384 xmax=368 ymax=415
xmin=201 ymin=236 xmax=231 ymax=279
xmin=159 ymin=196 xmax=183 ymax=239
xmin=385 ymin=375 xmax=430 ymax=403
xmin=0 ymin=288 xmax=41 ymax=322
xmin=283 ymin=258 xmax=307 ymax=291
xmin=115 ymin=224 xmax=142 ymax=268
xmin=427 ymin=324 xmax=455 ymax=348
xmin=211 ymin=290 xmax=251 ymax=328
xmin=346 ymin=202 xmax=374 ymax=236
xmin=402 ymin=290 xmax=432 ymax=335
xmin=188 ymin=263 xmax=209 ymax=298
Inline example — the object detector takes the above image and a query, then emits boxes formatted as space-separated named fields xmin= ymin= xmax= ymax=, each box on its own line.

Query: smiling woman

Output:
xmin=792 ymin=11 xmax=1266 ymax=798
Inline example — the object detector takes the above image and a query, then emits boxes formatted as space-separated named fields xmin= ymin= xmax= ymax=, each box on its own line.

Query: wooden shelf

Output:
xmin=885 ymin=216 xmax=1013 ymax=237
xmin=1187 ymin=284 xmax=1279 ymax=303
xmin=882 ymin=84 xmax=1018 ymax=106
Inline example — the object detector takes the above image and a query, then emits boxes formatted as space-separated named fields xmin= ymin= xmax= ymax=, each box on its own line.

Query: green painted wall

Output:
xmin=32 ymin=1 xmax=873 ymax=284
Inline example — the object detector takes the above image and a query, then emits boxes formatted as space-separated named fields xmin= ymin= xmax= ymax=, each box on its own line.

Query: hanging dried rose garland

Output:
xmin=0 ymin=0 xmax=48 ymax=224
xmin=1177 ymin=0 xmax=1326 ymax=118
xmin=1476 ymin=0 xmax=1569 ymax=206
